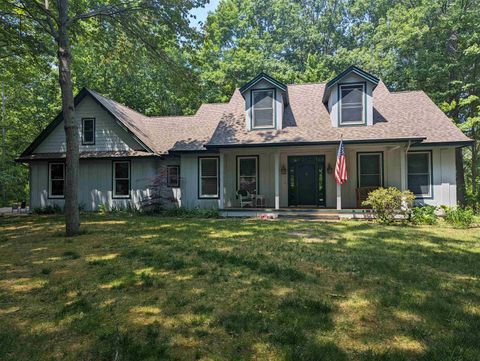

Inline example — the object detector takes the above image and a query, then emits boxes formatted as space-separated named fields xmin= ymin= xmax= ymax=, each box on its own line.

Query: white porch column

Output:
xmin=400 ymin=146 xmax=406 ymax=191
xmin=274 ymin=152 xmax=280 ymax=210
xmin=336 ymin=183 xmax=342 ymax=210
xmin=219 ymin=153 xmax=225 ymax=209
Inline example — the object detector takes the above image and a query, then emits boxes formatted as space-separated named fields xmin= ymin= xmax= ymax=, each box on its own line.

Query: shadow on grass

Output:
xmin=1 ymin=214 xmax=480 ymax=360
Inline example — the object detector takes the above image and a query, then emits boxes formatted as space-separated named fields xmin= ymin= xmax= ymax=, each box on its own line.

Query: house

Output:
xmin=17 ymin=66 xmax=472 ymax=215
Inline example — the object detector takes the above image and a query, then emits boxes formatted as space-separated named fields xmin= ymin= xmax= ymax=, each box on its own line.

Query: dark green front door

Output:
xmin=288 ymin=155 xmax=326 ymax=207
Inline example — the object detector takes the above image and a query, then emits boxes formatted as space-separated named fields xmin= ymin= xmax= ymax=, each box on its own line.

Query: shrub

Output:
xmin=411 ymin=205 xmax=438 ymax=225
xmin=362 ymin=187 xmax=415 ymax=224
xmin=444 ymin=207 xmax=474 ymax=228
xmin=32 ymin=204 xmax=63 ymax=215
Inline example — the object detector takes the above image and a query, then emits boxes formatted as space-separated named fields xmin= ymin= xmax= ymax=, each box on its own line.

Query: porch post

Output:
xmin=219 ymin=153 xmax=225 ymax=209
xmin=400 ymin=146 xmax=406 ymax=191
xmin=274 ymin=152 xmax=280 ymax=210
xmin=336 ymin=183 xmax=342 ymax=210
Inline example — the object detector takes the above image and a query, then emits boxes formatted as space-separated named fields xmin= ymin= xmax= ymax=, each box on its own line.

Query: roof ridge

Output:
xmin=391 ymin=90 xmax=424 ymax=94
xmin=87 ymin=88 xmax=149 ymax=119
xmin=287 ymin=82 xmax=326 ymax=86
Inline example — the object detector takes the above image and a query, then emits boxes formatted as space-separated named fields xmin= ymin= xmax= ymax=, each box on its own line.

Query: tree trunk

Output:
xmin=57 ymin=0 xmax=80 ymax=235
xmin=472 ymin=138 xmax=478 ymax=211
xmin=456 ymin=147 xmax=466 ymax=206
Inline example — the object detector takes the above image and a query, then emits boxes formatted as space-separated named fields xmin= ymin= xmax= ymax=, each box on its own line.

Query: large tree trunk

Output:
xmin=456 ymin=147 xmax=466 ymax=206
xmin=472 ymin=138 xmax=478 ymax=211
xmin=57 ymin=0 xmax=80 ymax=235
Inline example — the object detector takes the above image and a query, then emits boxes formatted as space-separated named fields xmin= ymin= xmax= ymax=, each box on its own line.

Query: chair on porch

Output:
xmin=236 ymin=189 xmax=254 ymax=208
xmin=355 ymin=187 xmax=379 ymax=208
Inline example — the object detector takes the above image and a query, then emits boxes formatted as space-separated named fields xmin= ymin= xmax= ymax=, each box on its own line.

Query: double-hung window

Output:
xmin=49 ymin=163 xmax=65 ymax=198
xmin=252 ymin=89 xmax=275 ymax=129
xmin=167 ymin=165 xmax=180 ymax=187
xmin=237 ymin=156 xmax=258 ymax=195
xmin=339 ymin=84 xmax=365 ymax=125
xmin=357 ymin=152 xmax=383 ymax=187
xmin=199 ymin=157 xmax=219 ymax=198
xmin=113 ymin=161 xmax=130 ymax=198
xmin=82 ymin=118 xmax=95 ymax=145
xmin=407 ymin=151 xmax=432 ymax=197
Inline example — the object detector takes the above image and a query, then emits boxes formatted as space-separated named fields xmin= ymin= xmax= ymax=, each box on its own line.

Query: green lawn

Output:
xmin=0 ymin=215 xmax=479 ymax=361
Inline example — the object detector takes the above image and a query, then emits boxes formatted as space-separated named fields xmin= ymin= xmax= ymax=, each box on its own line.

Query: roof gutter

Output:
xmin=204 ymin=137 xmax=427 ymax=150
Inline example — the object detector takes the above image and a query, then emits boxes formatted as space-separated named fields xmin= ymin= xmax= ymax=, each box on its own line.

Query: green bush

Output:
xmin=32 ymin=204 xmax=63 ymax=215
xmin=362 ymin=187 xmax=415 ymax=224
xmin=444 ymin=207 xmax=474 ymax=228
xmin=411 ymin=205 xmax=438 ymax=225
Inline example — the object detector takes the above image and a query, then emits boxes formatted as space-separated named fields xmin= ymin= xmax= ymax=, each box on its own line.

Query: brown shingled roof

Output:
xmin=20 ymin=81 xmax=472 ymax=161
xmin=207 ymin=81 xmax=471 ymax=147
xmin=74 ymin=84 xmax=475 ymax=152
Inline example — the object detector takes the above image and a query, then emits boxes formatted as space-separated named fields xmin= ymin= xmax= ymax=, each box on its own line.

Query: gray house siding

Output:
xmin=30 ymin=158 xmax=163 ymax=211
xmin=34 ymin=96 xmax=142 ymax=153
xmin=179 ymin=154 xmax=220 ymax=209
xmin=178 ymin=145 xmax=458 ymax=210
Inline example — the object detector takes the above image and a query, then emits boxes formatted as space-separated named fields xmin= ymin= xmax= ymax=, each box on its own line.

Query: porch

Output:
xmin=217 ymin=143 xmax=410 ymax=211
xmin=180 ymin=142 xmax=456 ymax=211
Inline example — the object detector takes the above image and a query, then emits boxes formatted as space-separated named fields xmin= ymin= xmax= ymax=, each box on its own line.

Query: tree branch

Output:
xmin=67 ymin=1 xmax=146 ymax=26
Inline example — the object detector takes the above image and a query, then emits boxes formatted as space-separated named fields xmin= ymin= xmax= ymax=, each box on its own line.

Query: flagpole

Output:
xmin=336 ymin=134 xmax=343 ymax=211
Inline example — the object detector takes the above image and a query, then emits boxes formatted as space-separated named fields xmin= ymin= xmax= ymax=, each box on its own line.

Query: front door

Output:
xmin=288 ymin=155 xmax=326 ymax=207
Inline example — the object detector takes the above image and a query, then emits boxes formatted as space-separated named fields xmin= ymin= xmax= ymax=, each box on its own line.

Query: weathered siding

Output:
xmin=29 ymin=157 xmax=181 ymax=211
xmin=179 ymin=154 xmax=220 ymax=209
xmin=179 ymin=144 xmax=458 ymax=210
xmin=35 ymin=96 xmax=142 ymax=153
xmin=30 ymin=145 xmax=458 ymax=211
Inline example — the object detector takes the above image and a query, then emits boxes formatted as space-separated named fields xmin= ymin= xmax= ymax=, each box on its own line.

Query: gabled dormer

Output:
xmin=240 ymin=73 xmax=288 ymax=131
xmin=323 ymin=66 xmax=379 ymax=127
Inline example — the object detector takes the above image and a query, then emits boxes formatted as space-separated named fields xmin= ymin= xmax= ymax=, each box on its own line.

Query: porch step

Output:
xmin=278 ymin=211 xmax=340 ymax=220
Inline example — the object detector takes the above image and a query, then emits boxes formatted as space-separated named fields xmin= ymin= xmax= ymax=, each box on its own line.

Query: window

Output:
xmin=339 ymin=84 xmax=365 ymax=125
xmin=252 ymin=89 xmax=275 ymax=129
xmin=49 ymin=163 xmax=65 ymax=198
xmin=167 ymin=165 xmax=180 ymax=187
xmin=199 ymin=157 xmax=219 ymax=198
xmin=237 ymin=156 xmax=258 ymax=195
xmin=82 ymin=118 xmax=95 ymax=145
xmin=357 ymin=153 xmax=383 ymax=187
xmin=113 ymin=161 xmax=130 ymax=198
xmin=408 ymin=151 xmax=432 ymax=197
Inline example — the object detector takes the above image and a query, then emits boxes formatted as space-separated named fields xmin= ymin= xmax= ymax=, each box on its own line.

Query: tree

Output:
xmin=1 ymin=0 xmax=204 ymax=235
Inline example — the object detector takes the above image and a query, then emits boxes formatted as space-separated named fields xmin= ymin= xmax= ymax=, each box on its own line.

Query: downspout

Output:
xmin=406 ymin=140 xmax=412 ymax=154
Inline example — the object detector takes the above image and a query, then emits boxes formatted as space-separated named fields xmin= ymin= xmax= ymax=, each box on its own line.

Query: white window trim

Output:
xmin=339 ymin=83 xmax=365 ymax=125
xmin=48 ymin=162 xmax=65 ymax=198
xmin=82 ymin=118 xmax=95 ymax=145
xmin=167 ymin=165 xmax=180 ymax=187
xmin=112 ymin=161 xmax=131 ymax=198
xmin=357 ymin=152 xmax=383 ymax=188
xmin=251 ymin=89 xmax=275 ymax=129
xmin=199 ymin=157 xmax=219 ymax=198
xmin=407 ymin=151 xmax=432 ymax=198
xmin=237 ymin=156 xmax=258 ymax=194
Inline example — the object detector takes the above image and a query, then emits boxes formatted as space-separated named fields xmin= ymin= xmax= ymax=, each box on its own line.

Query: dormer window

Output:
xmin=339 ymin=84 xmax=365 ymax=125
xmin=252 ymin=89 xmax=275 ymax=129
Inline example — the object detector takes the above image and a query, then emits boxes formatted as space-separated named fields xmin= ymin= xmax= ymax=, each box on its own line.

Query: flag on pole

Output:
xmin=335 ymin=139 xmax=347 ymax=184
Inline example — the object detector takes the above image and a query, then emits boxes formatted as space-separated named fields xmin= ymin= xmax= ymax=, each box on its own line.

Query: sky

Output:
xmin=190 ymin=0 xmax=220 ymax=27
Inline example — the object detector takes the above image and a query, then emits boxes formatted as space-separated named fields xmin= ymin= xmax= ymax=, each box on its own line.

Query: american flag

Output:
xmin=335 ymin=140 xmax=347 ymax=184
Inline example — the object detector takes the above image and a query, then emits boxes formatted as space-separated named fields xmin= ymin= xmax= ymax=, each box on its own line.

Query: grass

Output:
xmin=0 ymin=214 xmax=479 ymax=360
